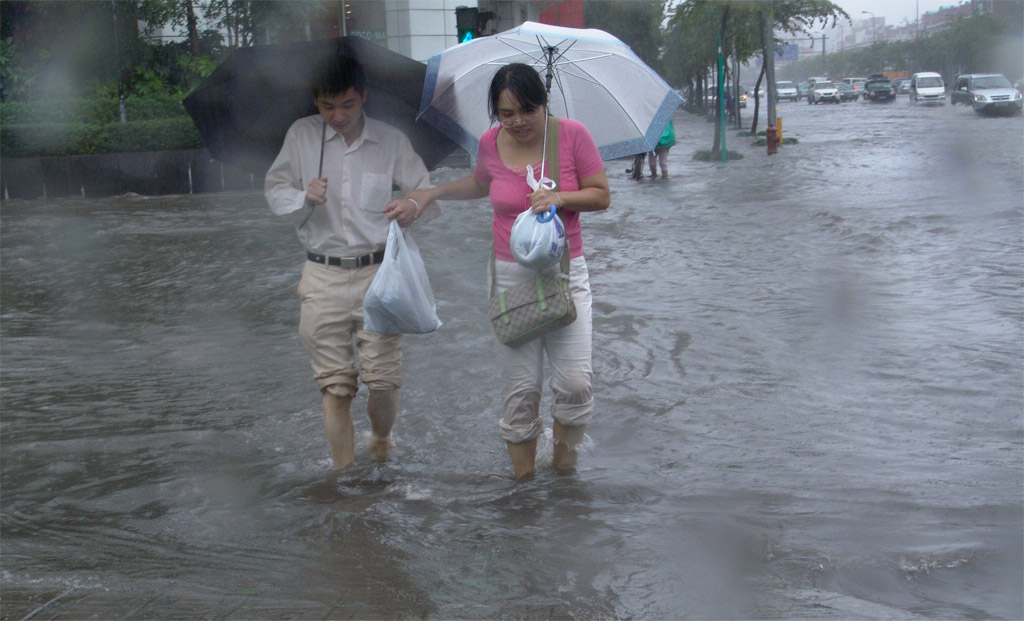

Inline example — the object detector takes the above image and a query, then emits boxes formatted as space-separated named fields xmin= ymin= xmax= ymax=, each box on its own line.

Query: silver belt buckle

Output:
xmin=339 ymin=256 xmax=360 ymax=268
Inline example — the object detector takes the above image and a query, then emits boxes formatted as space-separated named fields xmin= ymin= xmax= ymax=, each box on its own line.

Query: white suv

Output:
xmin=808 ymin=81 xmax=841 ymax=104
xmin=775 ymin=81 xmax=798 ymax=101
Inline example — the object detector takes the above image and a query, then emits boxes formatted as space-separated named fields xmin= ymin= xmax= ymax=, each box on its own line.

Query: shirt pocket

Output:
xmin=359 ymin=173 xmax=393 ymax=212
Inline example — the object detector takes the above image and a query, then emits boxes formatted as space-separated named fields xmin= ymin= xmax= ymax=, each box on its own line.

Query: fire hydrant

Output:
xmin=766 ymin=124 xmax=779 ymax=155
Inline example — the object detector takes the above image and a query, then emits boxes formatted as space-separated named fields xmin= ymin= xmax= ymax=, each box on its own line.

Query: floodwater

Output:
xmin=2 ymin=100 xmax=1022 ymax=619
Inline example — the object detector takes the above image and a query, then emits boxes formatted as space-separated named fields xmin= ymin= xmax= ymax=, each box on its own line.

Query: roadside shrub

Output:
xmin=2 ymin=98 xmax=117 ymax=125
xmin=1 ymin=93 xmax=188 ymax=125
xmin=692 ymin=149 xmax=744 ymax=161
xmin=0 ymin=123 xmax=105 ymax=156
xmin=98 ymin=118 xmax=202 ymax=152
xmin=1 ymin=118 xmax=201 ymax=157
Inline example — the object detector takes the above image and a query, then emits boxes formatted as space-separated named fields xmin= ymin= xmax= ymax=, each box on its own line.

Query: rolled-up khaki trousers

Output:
xmin=297 ymin=260 xmax=402 ymax=398
xmin=490 ymin=255 xmax=594 ymax=443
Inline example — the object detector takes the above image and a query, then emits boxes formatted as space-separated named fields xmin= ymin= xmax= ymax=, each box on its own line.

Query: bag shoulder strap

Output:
xmin=545 ymin=116 xmax=560 ymax=191
xmin=546 ymin=116 xmax=570 ymax=276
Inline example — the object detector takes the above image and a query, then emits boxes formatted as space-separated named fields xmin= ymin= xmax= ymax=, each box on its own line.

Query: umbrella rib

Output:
xmin=493 ymin=36 xmax=554 ymax=65
xmin=549 ymin=64 xmax=649 ymax=146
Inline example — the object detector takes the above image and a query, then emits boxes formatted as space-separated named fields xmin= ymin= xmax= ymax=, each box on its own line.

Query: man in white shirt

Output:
xmin=265 ymin=56 xmax=430 ymax=469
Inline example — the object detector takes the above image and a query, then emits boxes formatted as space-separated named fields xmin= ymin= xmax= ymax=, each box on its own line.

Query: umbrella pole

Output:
xmin=543 ymin=46 xmax=556 ymax=93
xmin=299 ymin=119 xmax=327 ymax=230
xmin=318 ymin=118 xmax=326 ymax=177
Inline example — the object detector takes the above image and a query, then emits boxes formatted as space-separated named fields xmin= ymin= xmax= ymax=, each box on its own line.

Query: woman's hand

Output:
xmin=384 ymin=188 xmax=433 ymax=227
xmin=527 ymin=187 xmax=562 ymax=214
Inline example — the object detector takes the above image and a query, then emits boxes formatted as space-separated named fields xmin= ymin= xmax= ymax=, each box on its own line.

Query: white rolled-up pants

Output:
xmin=489 ymin=255 xmax=594 ymax=443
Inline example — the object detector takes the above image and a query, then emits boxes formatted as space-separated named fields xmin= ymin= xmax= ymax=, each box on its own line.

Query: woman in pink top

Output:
xmin=395 ymin=63 xmax=610 ymax=481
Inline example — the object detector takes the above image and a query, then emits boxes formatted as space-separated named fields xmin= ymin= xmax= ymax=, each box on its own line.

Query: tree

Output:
xmin=775 ymin=11 xmax=1022 ymax=89
xmin=0 ymin=1 xmax=143 ymax=100
xmin=583 ymin=0 xmax=666 ymax=71
xmin=137 ymin=0 xmax=202 ymax=55
xmin=665 ymin=0 xmax=847 ymax=156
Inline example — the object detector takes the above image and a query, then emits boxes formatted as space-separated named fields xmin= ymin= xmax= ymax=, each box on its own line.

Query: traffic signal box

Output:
xmin=455 ymin=6 xmax=494 ymax=43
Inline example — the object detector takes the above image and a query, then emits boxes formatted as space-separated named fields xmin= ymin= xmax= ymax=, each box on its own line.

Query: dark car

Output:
xmin=864 ymin=74 xmax=895 ymax=102
xmin=704 ymin=85 xmax=749 ymax=109
xmin=950 ymin=73 xmax=1023 ymax=115
xmin=836 ymin=82 xmax=859 ymax=102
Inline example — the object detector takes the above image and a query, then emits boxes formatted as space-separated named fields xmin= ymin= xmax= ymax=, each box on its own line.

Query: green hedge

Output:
xmin=1 ymin=118 xmax=202 ymax=157
xmin=1 ymin=93 xmax=189 ymax=125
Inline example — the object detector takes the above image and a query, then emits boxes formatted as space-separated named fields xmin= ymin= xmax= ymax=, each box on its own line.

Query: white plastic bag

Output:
xmin=510 ymin=205 xmax=566 ymax=270
xmin=363 ymin=220 xmax=442 ymax=334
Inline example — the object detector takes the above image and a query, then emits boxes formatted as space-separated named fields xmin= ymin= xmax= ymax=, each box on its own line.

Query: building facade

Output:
xmin=307 ymin=0 xmax=585 ymax=62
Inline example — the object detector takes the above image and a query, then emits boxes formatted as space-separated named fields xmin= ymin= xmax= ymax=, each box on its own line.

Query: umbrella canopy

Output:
xmin=418 ymin=21 xmax=682 ymax=161
xmin=183 ymin=36 xmax=459 ymax=175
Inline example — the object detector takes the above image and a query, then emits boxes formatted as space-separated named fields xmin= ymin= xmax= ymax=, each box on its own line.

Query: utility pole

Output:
xmin=717 ymin=33 xmax=726 ymax=162
xmin=764 ymin=7 xmax=778 ymax=155
xmin=111 ymin=0 xmax=126 ymax=123
xmin=765 ymin=17 xmax=776 ymax=128
xmin=821 ymin=34 xmax=826 ymax=74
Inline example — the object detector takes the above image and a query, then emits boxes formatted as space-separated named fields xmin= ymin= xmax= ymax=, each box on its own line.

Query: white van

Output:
xmin=910 ymin=72 xmax=945 ymax=105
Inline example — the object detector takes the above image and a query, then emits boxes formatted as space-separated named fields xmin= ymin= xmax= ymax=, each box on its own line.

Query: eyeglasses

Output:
xmin=498 ymin=106 xmax=544 ymax=128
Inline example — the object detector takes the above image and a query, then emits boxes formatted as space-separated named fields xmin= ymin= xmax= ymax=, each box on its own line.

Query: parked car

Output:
xmin=863 ymin=74 xmax=896 ymax=102
xmin=797 ymin=82 xmax=810 ymax=100
xmin=842 ymin=77 xmax=868 ymax=97
xmin=893 ymin=78 xmax=911 ymax=94
xmin=836 ymin=82 xmax=858 ymax=102
xmin=775 ymin=80 xmax=799 ymax=101
xmin=909 ymin=72 xmax=945 ymax=105
xmin=808 ymin=81 xmax=841 ymax=104
xmin=950 ymin=73 xmax=1024 ymax=115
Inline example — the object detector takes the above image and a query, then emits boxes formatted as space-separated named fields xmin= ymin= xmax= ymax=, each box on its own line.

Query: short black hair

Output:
xmin=311 ymin=55 xmax=366 ymax=99
xmin=488 ymin=63 xmax=547 ymax=121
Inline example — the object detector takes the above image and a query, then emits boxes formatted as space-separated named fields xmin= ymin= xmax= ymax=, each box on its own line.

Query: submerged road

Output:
xmin=2 ymin=98 xmax=1022 ymax=619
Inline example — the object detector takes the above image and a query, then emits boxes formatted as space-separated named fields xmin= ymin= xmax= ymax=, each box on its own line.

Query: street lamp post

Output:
xmin=862 ymin=10 xmax=876 ymax=45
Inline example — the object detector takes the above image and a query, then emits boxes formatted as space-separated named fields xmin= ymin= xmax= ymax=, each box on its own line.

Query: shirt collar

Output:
xmin=325 ymin=114 xmax=381 ymax=151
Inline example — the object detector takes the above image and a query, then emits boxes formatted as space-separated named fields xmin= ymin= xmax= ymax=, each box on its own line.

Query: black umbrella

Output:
xmin=183 ymin=36 xmax=459 ymax=175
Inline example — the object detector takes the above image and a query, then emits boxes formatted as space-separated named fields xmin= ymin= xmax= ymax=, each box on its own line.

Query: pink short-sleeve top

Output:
xmin=473 ymin=117 xmax=604 ymax=262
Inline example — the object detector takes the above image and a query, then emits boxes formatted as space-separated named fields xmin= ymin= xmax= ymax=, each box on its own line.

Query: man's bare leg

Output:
xmin=367 ymin=388 xmax=398 ymax=461
xmin=323 ymin=393 xmax=355 ymax=469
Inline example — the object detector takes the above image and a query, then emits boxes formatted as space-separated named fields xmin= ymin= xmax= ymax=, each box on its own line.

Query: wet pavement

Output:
xmin=2 ymin=98 xmax=1022 ymax=619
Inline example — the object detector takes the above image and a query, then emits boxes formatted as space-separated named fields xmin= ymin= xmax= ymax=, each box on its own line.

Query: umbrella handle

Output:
xmin=536 ymin=205 xmax=557 ymax=223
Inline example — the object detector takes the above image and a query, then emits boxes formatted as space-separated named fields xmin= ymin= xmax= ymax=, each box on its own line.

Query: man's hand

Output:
xmin=306 ymin=177 xmax=328 ymax=205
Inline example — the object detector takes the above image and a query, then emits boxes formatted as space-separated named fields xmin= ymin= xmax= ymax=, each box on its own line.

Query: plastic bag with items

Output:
xmin=363 ymin=220 xmax=442 ymax=334
xmin=509 ymin=204 xmax=566 ymax=271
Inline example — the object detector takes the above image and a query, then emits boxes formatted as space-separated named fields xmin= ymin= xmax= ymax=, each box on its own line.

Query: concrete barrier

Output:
xmin=1 ymin=148 xmax=471 ymax=200
xmin=0 ymin=150 xmax=262 ymax=200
